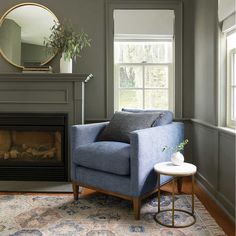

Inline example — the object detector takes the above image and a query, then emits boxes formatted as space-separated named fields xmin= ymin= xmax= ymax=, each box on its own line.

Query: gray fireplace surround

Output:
xmin=0 ymin=73 xmax=92 ymax=192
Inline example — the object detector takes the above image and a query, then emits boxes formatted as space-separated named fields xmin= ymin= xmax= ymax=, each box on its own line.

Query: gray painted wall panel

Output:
xmin=0 ymin=81 xmax=72 ymax=104
xmin=192 ymin=121 xmax=235 ymax=219
xmin=219 ymin=133 xmax=235 ymax=205
xmin=193 ymin=123 xmax=218 ymax=188
xmin=182 ymin=0 xmax=194 ymax=118
xmin=194 ymin=0 xmax=217 ymax=124
xmin=183 ymin=121 xmax=193 ymax=163
xmin=0 ymin=89 xmax=68 ymax=103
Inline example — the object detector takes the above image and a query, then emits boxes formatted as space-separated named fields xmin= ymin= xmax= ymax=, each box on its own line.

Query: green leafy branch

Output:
xmin=44 ymin=20 xmax=91 ymax=61
xmin=162 ymin=139 xmax=189 ymax=153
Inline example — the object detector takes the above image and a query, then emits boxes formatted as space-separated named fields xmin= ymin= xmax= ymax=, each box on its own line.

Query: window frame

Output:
xmin=105 ymin=0 xmax=183 ymax=119
xmin=114 ymin=41 xmax=174 ymax=111
xmin=227 ymin=47 xmax=236 ymax=128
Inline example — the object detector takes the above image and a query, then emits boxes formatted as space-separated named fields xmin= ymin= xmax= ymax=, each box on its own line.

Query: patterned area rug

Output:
xmin=0 ymin=193 xmax=225 ymax=236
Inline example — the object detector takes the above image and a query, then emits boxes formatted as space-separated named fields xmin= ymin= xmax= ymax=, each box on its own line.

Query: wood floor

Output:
xmin=0 ymin=177 xmax=235 ymax=235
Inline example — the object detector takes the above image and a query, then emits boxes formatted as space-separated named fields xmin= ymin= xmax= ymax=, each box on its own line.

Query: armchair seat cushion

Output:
xmin=73 ymin=141 xmax=130 ymax=176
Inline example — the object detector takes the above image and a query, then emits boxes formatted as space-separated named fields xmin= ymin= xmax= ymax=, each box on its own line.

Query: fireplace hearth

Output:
xmin=0 ymin=113 xmax=68 ymax=181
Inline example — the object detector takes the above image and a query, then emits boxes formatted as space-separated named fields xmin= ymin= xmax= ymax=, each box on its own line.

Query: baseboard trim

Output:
xmin=196 ymin=172 xmax=235 ymax=222
xmin=196 ymin=172 xmax=217 ymax=196
xmin=217 ymin=191 xmax=235 ymax=219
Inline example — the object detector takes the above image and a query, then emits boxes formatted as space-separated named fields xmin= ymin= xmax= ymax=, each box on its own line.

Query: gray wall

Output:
xmin=193 ymin=0 xmax=235 ymax=220
xmin=0 ymin=18 xmax=21 ymax=65
xmin=182 ymin=0 xmax=194 ymax=118
xmin=194 ymin=0 xmax=217 ymax=124
xmin=0 ymin=0 xmax=107 ymax=120
xmin=0 ymin=0 xmax=194 ymax=121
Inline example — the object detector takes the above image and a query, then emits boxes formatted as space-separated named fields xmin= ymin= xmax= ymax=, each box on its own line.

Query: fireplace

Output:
xmin=0 ymin=73 xmax=92 ymax=185
xmin=0 ymin=113 xmax=68 ymax=181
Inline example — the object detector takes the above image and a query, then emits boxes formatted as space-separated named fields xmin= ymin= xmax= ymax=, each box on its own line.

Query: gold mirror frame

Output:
xmin=0 ymin=2 xmax=59 ymax=69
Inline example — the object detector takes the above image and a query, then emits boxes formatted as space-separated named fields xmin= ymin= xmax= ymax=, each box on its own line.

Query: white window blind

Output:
xmin=114 ymin=10 xmax=174 ymax=37
xmin=218 ymin=0 xmax=236 ymax=32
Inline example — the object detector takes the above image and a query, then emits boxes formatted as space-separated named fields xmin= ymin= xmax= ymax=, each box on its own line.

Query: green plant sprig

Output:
xmin=44 ymin=20 xmax=91 ymax=61
xmin=162 ymin=139 xmax=189 ymax=153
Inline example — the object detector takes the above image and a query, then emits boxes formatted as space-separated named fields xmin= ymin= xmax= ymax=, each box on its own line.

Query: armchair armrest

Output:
xmin=71 ymin=122 xmax=109 ymax=151
xmin=129 ymin=122 xmax=184 ymax=196
xmin=71 ymin=122 xmax=108 ymax=180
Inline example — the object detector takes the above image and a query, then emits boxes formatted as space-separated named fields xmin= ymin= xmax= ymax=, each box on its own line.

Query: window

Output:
xmin=114 ymin=39 xmax=174 ymax=111
xmin=226 ymin=32 xmax=236 ymax=128
xmin=108 ymin=7 xmax=181 ymax=118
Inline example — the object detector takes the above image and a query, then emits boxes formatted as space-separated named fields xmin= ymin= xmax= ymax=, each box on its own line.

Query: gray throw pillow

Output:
xmin=97 ymin=111 xmax=161 ymax=143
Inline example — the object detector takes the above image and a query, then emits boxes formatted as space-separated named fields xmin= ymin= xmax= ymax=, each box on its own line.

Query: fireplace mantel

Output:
xmin=0 ymin=73 xmax=93 ymax=124
xmin=0 ymin=73 xmax=93 ymax=182
xmin=0 ymin=73 xmax=93 ymax=82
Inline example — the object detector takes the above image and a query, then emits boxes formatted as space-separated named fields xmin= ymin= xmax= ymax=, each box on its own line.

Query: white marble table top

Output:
xmin=154 ymin=162 xmax=197 ymax=176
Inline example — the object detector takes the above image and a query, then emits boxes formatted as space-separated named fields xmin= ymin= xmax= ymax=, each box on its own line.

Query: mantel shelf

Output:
xmin=0 ymin=73 xmax=93 ymax=83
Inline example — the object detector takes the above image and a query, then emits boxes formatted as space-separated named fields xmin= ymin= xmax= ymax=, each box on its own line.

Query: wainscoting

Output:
xmin=192 ymin=119 xmax=235 ymax=221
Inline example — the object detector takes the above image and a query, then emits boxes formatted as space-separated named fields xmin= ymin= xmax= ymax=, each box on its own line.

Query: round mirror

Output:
xmin=0 ymin=3 xmax=58 ymax=68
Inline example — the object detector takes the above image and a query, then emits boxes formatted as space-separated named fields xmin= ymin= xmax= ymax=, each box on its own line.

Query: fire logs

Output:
xmin=12 ymin=131 xmax=54 ymax=148
xmin=0 ymin=130 xmax=61 ymax=161
xmin=0 ymin=131 xmax=11 ymax=152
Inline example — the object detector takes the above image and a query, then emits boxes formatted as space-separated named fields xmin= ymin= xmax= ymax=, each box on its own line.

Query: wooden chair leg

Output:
xmin=72 ymin=182 xmax=79 ymax=200
xmin=177 ymin=177 xmax=183 ymax=193
xmin=133 ymin=197 xmax=141 ymax=220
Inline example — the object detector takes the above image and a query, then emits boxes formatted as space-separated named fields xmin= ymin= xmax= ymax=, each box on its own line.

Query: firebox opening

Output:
xmin=0 ymin=113 xmax=68 ymax=181
xmin=0 ymin=130 xmax=62 ymax=161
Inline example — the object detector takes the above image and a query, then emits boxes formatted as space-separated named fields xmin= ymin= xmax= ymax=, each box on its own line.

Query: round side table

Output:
xmin=154 ymin=161 xmax=197 ymax=228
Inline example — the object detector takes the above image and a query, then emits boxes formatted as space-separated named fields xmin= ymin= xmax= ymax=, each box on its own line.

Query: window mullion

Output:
xmin=116 ymin=63 xmax=171 ymax=66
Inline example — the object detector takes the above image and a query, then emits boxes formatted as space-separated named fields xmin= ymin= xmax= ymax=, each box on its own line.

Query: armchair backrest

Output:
xmin=121 ymin=108 xmax=173 ymax=126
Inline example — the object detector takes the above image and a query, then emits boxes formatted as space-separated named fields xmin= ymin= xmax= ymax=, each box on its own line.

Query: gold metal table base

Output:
xmin=154 ymin=209 xmax=196 ymax=228
xmin=154 ymin=174 xmax=196 ymax=228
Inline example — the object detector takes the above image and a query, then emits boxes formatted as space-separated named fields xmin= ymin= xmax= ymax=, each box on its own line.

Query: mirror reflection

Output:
xmin=0 ymin=3 xmax=58 ymax=68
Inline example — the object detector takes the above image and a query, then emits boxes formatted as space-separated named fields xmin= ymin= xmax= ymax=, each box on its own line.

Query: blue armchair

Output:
xmin=71 ymin=121 xmax=184 ymax=220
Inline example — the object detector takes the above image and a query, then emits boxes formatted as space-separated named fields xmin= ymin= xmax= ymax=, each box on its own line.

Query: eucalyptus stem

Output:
xmin=44 ymin=20 xmax=91 ymax=61
xmin=162 ymin=139 xmax=189 ymax=153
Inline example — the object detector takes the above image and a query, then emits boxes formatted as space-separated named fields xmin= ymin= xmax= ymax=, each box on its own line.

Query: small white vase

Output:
xmin=60 ymin=53 xmax=72 ymax=73
xmin=171 ymin=151 xmax=184 ymax=166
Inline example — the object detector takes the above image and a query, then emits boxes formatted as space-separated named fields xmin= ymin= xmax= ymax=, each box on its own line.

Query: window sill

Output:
xmin=191 ymin=119 xmax=236 ymax=136
xmin=218 ymin=126 xmax=236 ymax=135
